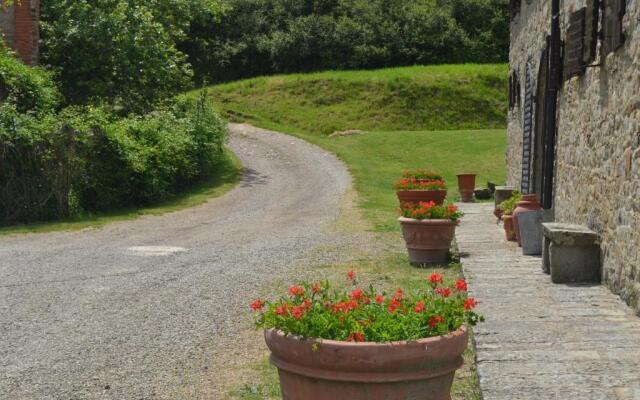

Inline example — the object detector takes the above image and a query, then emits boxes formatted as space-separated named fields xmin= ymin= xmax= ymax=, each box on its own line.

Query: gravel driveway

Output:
xmin=0 ymin=124 xmax=363 ymax=399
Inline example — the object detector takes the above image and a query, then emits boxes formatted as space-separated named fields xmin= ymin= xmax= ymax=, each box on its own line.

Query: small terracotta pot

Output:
xmin=512 ymin=194 xmax=542 ymax=247
xmin=265 ymin=326 xmax=469 ymax=400
xmin=396 ymin=190 xmax=448 ymax=206
xmin=456 ymin=174 xmax=476 ymax=203
xmin=502 ymin=215 xmax=516 ymax=241
xmin=398 ymin=217 xmax=457 ymax=264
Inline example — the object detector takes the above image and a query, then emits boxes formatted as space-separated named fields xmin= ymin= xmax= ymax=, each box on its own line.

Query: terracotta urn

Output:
xmin=456 ymin=174 xmax=476 ymax=203
xmin=396 ymin=189 xmax=448 ymax=206
xmin=265 ymin=326 xmax=469 ymax=400
xmin=502 ymin=215 xmax=516 ymax=241
xmin=398 ymin=217 xmax=457 ymax=264
xmin=512 ymin=194 xmax=542 ymax=246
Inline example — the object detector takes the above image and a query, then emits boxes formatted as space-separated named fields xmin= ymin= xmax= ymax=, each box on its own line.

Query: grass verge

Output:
xmin=0 ymin=150 xmax=242 ymax=236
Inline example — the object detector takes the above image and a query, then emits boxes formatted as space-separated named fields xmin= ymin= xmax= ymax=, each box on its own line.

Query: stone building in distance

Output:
xmin=0 ymin=0 xmax=39 ymax=65
xmin=507 ymin=0 xmax=639 ymax=311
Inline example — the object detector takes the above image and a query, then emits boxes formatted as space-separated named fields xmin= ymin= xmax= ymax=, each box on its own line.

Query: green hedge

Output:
xmin=0 ymin=93 xmax=228 ymax=224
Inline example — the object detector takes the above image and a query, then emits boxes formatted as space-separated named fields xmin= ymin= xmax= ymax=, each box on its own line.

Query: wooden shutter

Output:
xmin=583 ymin=0 xmax=599 ymax=64
xmin=602 ymin=0 xmax=625 ymax=55
xmin=521 ymin=66 xmax=533 ymax=194
xmin=563 ymin=8 xmax=586 ymax=81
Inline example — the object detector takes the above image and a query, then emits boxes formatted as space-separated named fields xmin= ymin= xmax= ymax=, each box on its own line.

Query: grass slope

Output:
xmin=210 ymin=64 xmax=507 ymax=135
xmin=206 ymin=64 xmax=508 ymax=231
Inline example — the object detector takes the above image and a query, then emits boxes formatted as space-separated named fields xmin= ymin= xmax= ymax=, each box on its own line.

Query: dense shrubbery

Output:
xmin=0 ymin=63 xmax=228 ymax=224
xmin=39 ymin=0 xmax=223 ymax=113
xmin=0 ymin=47 xmax=60 ymax=114
xmin=185 ymin=0 xmax=509 ymax=83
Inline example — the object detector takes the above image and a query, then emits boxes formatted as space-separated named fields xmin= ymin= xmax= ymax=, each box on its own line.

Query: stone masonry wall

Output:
xmin=507 ymin=0 xmax=640 ymax=313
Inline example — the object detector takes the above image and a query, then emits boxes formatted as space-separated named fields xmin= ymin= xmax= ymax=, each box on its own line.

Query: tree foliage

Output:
xmin=39 ymin=0 xmax=223 ymax=113
xmin=183 ymin=0 xmax=509 ymax=83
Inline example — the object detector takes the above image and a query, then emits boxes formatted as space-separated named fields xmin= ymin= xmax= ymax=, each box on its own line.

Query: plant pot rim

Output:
xmin=398 ymin=217 xmax=459 ymax=225
xmin=456 ymin=173 xmax=476 ymax=177
xmin=502 ymin=214 xmax=513 ymax=219
xmin=396 ymin=189 xmax=448 ymax=193
xmin=265 ymin=325 xmax=468 ymax=347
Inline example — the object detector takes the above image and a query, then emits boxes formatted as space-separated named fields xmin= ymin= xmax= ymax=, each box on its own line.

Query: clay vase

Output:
xmin=456 ymin=174 xmax=476 ymax=203
xmin=512 ymin=194 xmax=542 ymax=247
xmin=398 ymin=217 xmax=457 ymax=264
xmin=396 ymin=190 xmax=448 ymax=206
xmin=502 ymin=215 xmax=516 ymax=241
xmin=265 ymin=326 xmax=469 ymax=400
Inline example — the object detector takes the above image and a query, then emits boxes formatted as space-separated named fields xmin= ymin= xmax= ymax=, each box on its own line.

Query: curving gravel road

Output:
xmin=0 ymin=124 xmax=362 ymax=399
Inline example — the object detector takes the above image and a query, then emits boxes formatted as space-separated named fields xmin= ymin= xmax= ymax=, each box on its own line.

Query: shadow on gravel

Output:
xmin=241 ymin=168 xmax=270 ymax=188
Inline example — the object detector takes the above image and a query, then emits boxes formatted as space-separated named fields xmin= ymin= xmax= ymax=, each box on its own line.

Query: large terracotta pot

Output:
xmin=456 ymin=174 xmax=476 ymax=203
xmin=502 ymin=215 xmax=516 ymax=241
xmin=396 ymin=190 xmax=448 ymax=206
xmin=265 ymin=326 xmax=469 ymax=400
xmin=398 ymin=217 xmax=457 ymax=264
xmin=512 ymin=194 xmax=542 ymax=247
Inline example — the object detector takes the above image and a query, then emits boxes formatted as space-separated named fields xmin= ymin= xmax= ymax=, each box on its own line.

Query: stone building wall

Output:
xmin=507 ymin=0 xmax=640 ymax=313
xmin=0 ymin=0 xmax=39 ymax=65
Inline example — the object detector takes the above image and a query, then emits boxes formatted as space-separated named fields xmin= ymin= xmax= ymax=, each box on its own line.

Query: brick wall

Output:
xmin=0 ymin=0 xmax=39 ymax=65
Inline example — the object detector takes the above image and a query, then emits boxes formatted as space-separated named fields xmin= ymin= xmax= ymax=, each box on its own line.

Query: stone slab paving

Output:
xmin=456 ymin=203 xmax=640 ymax=400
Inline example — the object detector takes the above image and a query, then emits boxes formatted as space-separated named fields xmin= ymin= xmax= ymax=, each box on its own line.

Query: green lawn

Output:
xmin=210 ymin=64 xmax=507 ymax=135
xmin=0 ymin=150 xmax=242 ymax=235
xmin=204 ymin=64 xmax=508 ymax=231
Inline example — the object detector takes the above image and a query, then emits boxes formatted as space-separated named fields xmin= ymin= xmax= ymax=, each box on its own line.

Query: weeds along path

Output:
xmin=0 ymin=124 xmax=367 ymax=399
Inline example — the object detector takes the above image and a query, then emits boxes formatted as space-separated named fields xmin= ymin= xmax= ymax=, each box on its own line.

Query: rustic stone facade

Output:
xmin=507 ymin=0 xmax=640 ymax=313
xmin=0 ymin=0 xmax=39 ymax=65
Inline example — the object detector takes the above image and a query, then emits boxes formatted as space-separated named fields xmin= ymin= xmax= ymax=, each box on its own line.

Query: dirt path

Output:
xmin=0 ymin=124 xmax=369 ymax=399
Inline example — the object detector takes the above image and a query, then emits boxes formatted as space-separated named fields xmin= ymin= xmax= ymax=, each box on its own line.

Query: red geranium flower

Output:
xmin=312 ymin=282 xmax=322 ymax=294
xmin=347 ymin=332 xmax=365 ymax=342
xmin=435 ymin=287 xmax=452 ymax=297
xmin=291 ymin=305 xmax=305 ymax=320
xmin=414 ymin=300 xmax=425 ymax=313
xmin=375 ymin=295 xmax=384 ymax=304
xmin=388 ymin=298 xmax=402 ymax=313
xmin=464 ymin=298 xmax=478 ymax=310
xmin=429 ymin=273 xmax=444 ymax=285
xmin=429 ymin=315 xmax=445 ymax=329
xmin=347 ymin=271 xmax=356 ymax=280
xmin=455 ymin=279 xmax=468 ymax=292
xmin=250 ymin=299 xmax=265 ymax=311
xmin=350 ymin=289 xmax=364 ymax=301
xmin=274 ymin=305 xmax=287 ymax=316
xmin=288 ymin=286 xmax=305 ymax=297
xmin=303 ymin=299 xmax=312 ymax=310
xmin=394 ymin=288 xmax=404 ymax=300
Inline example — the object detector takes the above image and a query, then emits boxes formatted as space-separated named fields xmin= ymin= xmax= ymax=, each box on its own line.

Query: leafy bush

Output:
xmin=0 ymin=93 xmax=228 ymax=224
xmin=0 ymin=48 xmax=60 ymax=114
xmin=251 ymin=271 xmax=482 ymax=342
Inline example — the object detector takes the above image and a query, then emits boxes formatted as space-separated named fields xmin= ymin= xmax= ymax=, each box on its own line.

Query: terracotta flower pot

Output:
xmin=265 ymin=326 xmax=469 ymax=400
xmin=456 ymin=174 xmax=476 ymax=203
xmin=398 ymin=217 xmax=457 ymax=264
xmin=396 ymin=190 xmax=448 ymax=206
xmin=512 ymin=194 xmax=542 ymax=247
xmin=502 ymin=215 xmax=516 ymax=241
